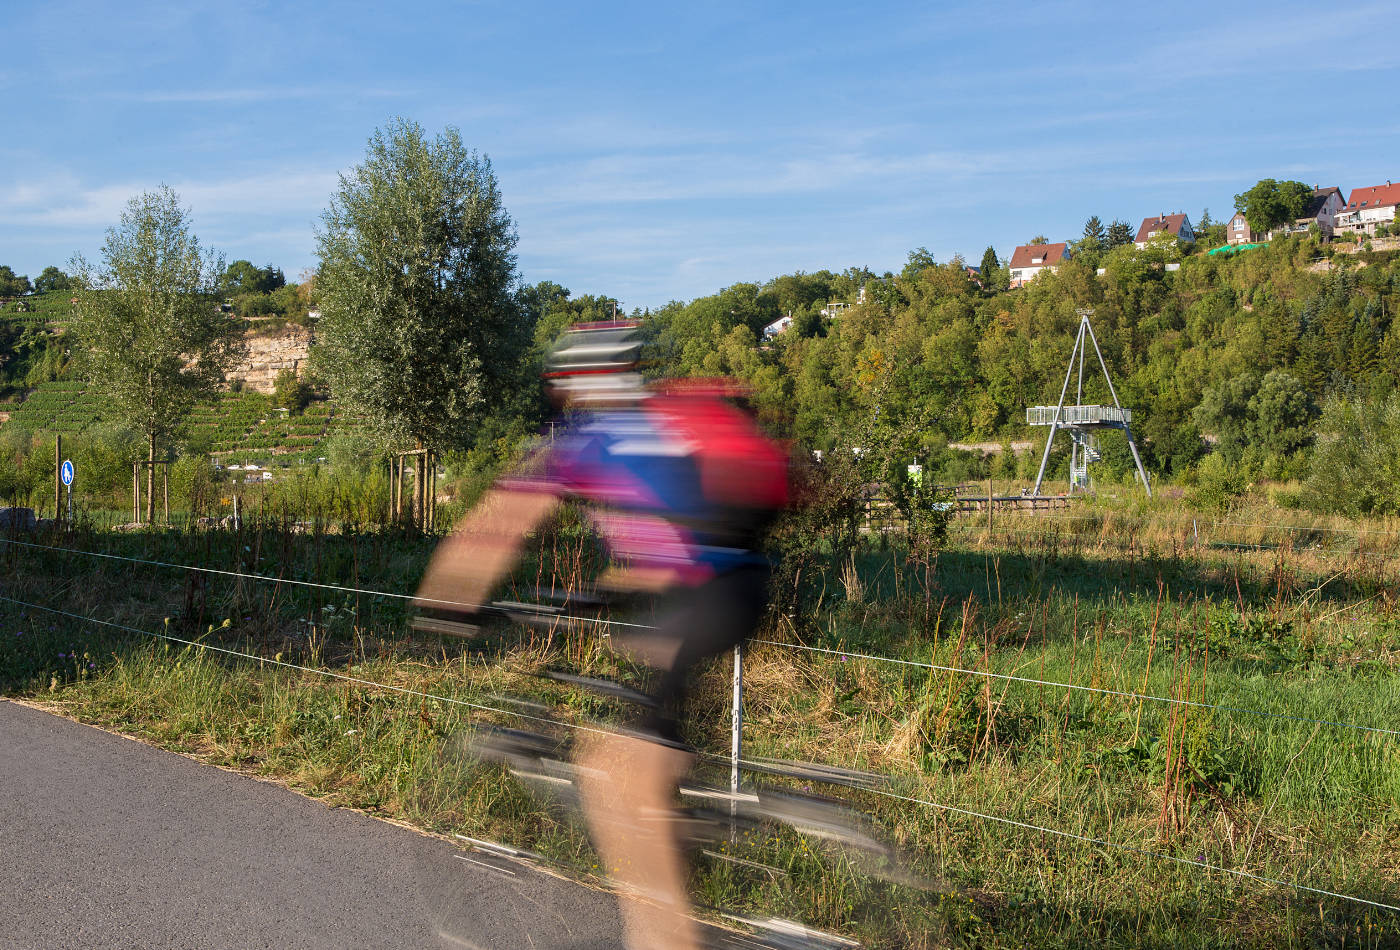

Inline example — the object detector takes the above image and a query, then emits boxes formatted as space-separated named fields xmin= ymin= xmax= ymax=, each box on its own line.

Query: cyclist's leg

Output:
xmin=578 ymin=564 xmax=769 ymax=950
xmin=575 ymin=731 xmax=699 ymax=950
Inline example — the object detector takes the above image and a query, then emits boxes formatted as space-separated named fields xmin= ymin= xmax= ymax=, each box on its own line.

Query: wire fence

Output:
xmin=963 ymin=510 xmax=1400 ymax=545
xmin=4 ymin=534 xmax=1396 ymax=738
xmin=944 ymin=515 xmax=1400 ymax=564
xmin=3 ymin=533 xmax=1398 ymax=919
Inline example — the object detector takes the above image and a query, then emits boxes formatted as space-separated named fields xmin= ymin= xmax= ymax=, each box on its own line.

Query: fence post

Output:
xmin=1193 ymin=519 xmax=1199 ymax=549
xmin=730 ymin=643 xmax=743 ymax=836
xmin=987 ymin=476 xmax=994 ymax=532
xmin=54 ymin=435 xmax=62 ymax=525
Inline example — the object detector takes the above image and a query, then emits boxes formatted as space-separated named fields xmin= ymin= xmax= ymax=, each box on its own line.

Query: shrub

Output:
xmin=1305 ymin=394 xmax=1400 ymax=516
xmin=273 ymin=369 xmax=312 ymax=414
xmin=1187 ymin=452 xmax=1246 ymax=512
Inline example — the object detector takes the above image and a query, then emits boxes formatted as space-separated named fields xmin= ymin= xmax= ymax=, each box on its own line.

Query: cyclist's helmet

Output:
xmin=544 ymin=320 xmax=644 ymax=403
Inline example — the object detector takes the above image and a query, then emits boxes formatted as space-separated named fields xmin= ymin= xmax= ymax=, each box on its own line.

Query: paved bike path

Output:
xmin=0 ymin=700 xmax=634 ymax=949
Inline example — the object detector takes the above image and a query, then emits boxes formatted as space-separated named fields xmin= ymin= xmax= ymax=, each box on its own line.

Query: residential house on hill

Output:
xmin=1226 ymin=211 xmax=1260 ymax=245
xmin=762 ymin=314 xmax=794 ymax=339
xmin=1008 ymin=242 xmax=1069 ymax=287
xmin=1335 ymin=181 xmax=1400 ymax=237
xmin=1134 ymin=213 xmax=1194 ymax=249
xmin=1268 ymin=186 xmax=1345 ymax=240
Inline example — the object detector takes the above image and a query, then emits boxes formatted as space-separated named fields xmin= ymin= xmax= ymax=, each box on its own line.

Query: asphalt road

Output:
xmin=0 ymin=700 xmax=632 ymax=949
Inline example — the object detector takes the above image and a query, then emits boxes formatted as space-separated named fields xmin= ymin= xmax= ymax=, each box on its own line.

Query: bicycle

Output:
xmin=414 ymin=597 xmax=936 ymax=949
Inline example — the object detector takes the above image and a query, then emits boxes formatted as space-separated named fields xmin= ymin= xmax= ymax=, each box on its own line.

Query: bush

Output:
xmin=273 ymin=369 xmax=312 ymax=414
xmin=1187 ymin=452 xmax=1246 ymax=512
xmin=1305 ymin=394 xmax=1400 ymax=516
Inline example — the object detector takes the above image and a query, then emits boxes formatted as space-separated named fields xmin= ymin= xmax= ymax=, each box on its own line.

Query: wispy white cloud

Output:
xmin=93 ymin=85 xmax=410 ymax=104
xmin=1 ymin=168 xmax=339 ymax=232
xmin=1137 ymin=2 xmax=1396 ymax=80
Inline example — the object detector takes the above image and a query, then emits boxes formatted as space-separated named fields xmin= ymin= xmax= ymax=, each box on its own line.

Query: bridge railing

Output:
xmin=1026 ymin=404 xmax=1131 ymax=426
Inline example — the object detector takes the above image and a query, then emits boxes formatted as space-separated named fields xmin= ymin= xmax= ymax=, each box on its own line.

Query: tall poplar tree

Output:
xmin=314 ymin=119 xmax=531 ymax=463
xmin=70 ymin=186 xmax=244 ymax=521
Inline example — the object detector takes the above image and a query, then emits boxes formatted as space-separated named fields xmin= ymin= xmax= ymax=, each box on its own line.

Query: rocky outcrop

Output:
xmin=228 ymin=325 xmax=312 ymax=393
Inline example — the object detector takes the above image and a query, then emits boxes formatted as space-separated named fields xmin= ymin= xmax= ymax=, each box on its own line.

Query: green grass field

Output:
xmin=2 ymin=502 xmax=1399 ymax=947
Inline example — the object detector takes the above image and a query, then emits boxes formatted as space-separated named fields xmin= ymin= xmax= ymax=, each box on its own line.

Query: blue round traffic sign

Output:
xmin=60 ymin=459 xmax=74 ymax=487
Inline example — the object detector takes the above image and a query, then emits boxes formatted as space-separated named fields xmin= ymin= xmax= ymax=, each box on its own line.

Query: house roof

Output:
xmin=1298 ymin=186 xmax=1343 ymax=220
xmin=1134 ymin=213 xmax=1191 ymax=244
xmin=1343 ymin=182 xmax=1400 ymax=210
xmin=1008 ymin=242 xmax=1069 ymax=269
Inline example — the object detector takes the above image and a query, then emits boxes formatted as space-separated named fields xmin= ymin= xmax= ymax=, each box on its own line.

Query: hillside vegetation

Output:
xmin=631 ymin=235 xmax=1400 ymax=514
xmin=3 ymin=233 xmax=1398 ymax=522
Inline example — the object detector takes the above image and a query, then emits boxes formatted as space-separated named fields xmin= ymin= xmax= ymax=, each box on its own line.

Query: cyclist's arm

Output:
xmin=414 ymin=487 xmax=561 ymax=612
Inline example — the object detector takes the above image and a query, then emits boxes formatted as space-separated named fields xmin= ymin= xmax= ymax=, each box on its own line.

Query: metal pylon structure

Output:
xmin=1027 ymin=309 xmax=1151 ymax=497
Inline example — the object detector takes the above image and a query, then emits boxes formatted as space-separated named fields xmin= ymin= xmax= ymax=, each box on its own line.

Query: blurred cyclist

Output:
xmin=415 ymin=321 xmax=788 ymax=950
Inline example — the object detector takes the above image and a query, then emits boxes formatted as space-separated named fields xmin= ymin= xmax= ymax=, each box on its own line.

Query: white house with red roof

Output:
xmin=1008 ymin=242 xmax=1070 ymax=287
xmin=1133 ymin=213 xmax=1194 ymax=249
xmin=1335 ymin=181 xmax=1400 ymax=237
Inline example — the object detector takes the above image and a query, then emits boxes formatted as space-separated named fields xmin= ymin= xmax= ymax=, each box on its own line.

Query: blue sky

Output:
xmin=4 ymin=1 xmax=1398 ymax=310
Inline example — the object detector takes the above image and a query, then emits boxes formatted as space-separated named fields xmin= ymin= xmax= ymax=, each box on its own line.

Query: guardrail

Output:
xmin=1026 ymin=404 xmax=1131 ymax=426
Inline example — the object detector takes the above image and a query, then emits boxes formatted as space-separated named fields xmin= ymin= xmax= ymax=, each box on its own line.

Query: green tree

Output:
xmin=0 ymin=266 xmax=32 ymax=296
xmin=69 ymin=186 xmax=245 ymax=521
xmin=1246 ymin=369 xmax=1314 ymax=472
xmin=900 ymin=247 xmax=937 ymax=281
xmin=1027 ymin=234 xmax=1049 ymax=246
xmin=273 ymin=367 xmax=313 ymax=414
xmin=1306 ymin=394 xmax=1400 ymax=516
xmin=313 ymin=118 xmax=530 ymax=468
xmin=221 ymin=260 xmax=285 ymax=296
xmin=1233 ymin=179 xmax=1312 ymax=234
xmin=1191 ymin=372 xmax=1259 ymax=460
xmin=33 ymin=266 xmax=71 ymax=294
xmin=1080 ymin=216 xmax=1106 ymax=252
xmin=979 ymin=246 xmax=998 ymax=276
xmin=1106 ymin=220 xmax=1134 ymax=247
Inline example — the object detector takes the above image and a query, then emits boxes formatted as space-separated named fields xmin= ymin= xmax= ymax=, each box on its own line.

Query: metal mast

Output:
xmin=1027 ymin=308 xmax=1151 ymax=497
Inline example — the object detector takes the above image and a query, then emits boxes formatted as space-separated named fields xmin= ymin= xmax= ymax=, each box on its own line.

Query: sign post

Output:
xmin=60 ymin=459 xmax=74 ymax=526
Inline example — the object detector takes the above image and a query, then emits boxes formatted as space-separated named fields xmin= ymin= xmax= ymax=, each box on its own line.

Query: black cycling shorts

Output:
xmin=633 ymin=563 xmax=770 ymax=745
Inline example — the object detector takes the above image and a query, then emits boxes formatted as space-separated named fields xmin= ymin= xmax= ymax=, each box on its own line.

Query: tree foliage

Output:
xmin=1080 ymin=216 xmax=1106 ymax=252
xmin=979 ymin=246 xmax=998 ymax=276
xmin=1233 ymin=179 xmax=1312 ymax=234
xmin=313 ymin=118 xmax=530 ymax=454
xmin=221 ymin=260 xmax=285 ymax=296
xmin=1306 ymin=394 xmax=1400 ymax=516
xmin=33 ymin=266 xmax=71 ymax=294
xmin=69 ymin=186 xmax=245 ymax=465
xmin=0 ymin=266 xmax=32 ymax=297
xmin=273 ymin=367 xmax=313 ymax=414
xmin=634 ymin=232 xmax=1399 ymax=499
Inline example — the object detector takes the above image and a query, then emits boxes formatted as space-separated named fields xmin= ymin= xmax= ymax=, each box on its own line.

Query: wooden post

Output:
xmin=54 ymin=435 xmax=62 ymax=525
xmin=415 ymin=448 xmax=426 ymax=532
xmin=147 ymin=434 xmax=155 ymax=525
xmin=430 ymin=451 xmax=437 ymax=533
xmin=392 ymin=456 xmax=401 ymax=524
xmin=163 ymin=466 xmax=170 ymax=526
